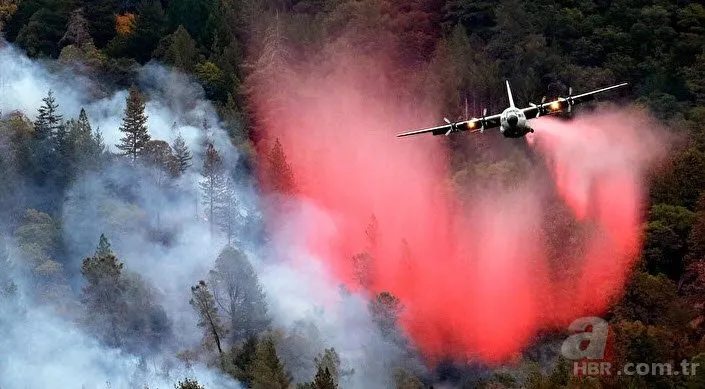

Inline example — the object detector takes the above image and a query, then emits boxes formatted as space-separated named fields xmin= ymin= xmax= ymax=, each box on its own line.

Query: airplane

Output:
xmin=396 ymin=80 xmax=629 ymax=139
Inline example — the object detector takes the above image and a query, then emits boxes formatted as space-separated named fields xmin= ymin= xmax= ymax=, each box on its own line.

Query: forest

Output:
xmin=1 ymin=0 xmax=705 ymax=388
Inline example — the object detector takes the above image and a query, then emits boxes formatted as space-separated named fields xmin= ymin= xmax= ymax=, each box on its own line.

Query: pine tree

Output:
xmin=267 ymin=138 xmax=296 ymax=193
xmin=131 ymin=0 xmax=167 ymax=63
xmin=34 ymin=90 xmax=63 ymax=141
xmin=116 ymin=85 xmax=151 ymax=163
xmin=312 ymin=367 xmax=337 ymax=389
xmin=314 ymin=348 xmax=348 ymax=388
xmin=81 ymin=234 xmax=128 ymax=348
xmin=66 ymin=108 xmax=102 ymax=171
xmin=59 ymin=7 xmax=94 ymax=49
xmin=94 ymin=129 xmax=106 ymax=154
xmin=215 ymin=176 xmax=238 ymax=245
xmin=250 ymin=336 xmax=292 ymax=389
xmin=95 ymin=233 xmax=112 ymax=257
xmin=172 ymin=131 xmax=193 ymax=175
xmin=190 ymin=280 xmax=227 ymax=356
xmin=209 ymin=245 xmax=270 ymax=343
xmin=199 ymin=143 xmax=226 ymax=237
xmin=174 ymin=378 xmax=205 ymax=389
xmin=82 ymin=234 xmax=172 ymax=353
xmin=231 ymin=335 xmax=258 ymax=385
xmin=369 ymin=292 xmax=403 ymax=338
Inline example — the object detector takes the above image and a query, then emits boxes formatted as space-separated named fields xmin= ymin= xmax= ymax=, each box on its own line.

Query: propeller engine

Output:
xmin=565 ymin=86 xmax=574 ymax=112
xmin=557 ymin=86 xmax=575 ymax=113
xmin=470 ymin=108 xmax=488 ymax=134
xmin=529 ymin=96 xmax=547 ymax=117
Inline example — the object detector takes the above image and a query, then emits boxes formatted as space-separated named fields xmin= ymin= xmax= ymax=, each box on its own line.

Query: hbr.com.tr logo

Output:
xmin=560 ymin=316 xmax=700 ymax=377
xmin=560 ymin=316 xmax=612 ymax=376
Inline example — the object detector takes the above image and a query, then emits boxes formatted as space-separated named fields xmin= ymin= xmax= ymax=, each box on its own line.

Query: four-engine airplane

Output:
xmin=396 ymin=80 xmax=629 ymax=139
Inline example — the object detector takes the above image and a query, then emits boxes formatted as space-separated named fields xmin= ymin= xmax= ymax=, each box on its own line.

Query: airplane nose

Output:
xmin=508 ymin=114 xmax=518 ymax=126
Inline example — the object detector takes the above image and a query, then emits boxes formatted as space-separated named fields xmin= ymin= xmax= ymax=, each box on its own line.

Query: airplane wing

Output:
xmin=522 ymin=82 xmax=629 ymax=119
xmin=396 ymin=113 xmax=502 ymax=137
xmin=570 ymin=82 xmax=629 ymax=105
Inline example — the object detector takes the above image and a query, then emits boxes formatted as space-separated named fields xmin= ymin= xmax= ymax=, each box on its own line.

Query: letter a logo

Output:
xmin=561 ymin=316 xmax=609 ymax=360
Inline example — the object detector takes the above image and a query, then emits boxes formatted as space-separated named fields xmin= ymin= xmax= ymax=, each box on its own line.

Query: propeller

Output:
xmin=471 ymin=108 xmax=488 ymax=133
xmin=529 ymin=96 xmax=547 ymax=117
xmin=566 ymin=86 xmax=574 ymax=113
xmin=444 ymin=117 xmax=454 ymax=136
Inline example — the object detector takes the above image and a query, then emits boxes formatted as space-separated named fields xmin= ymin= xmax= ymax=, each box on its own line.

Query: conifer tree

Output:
xmin=231 ymin=335 xmax=258 ymax=385
xmin=369 ymin=292 xmax=403 ymax=338
xmin=172 ymin=131 xmax=193 ymax=175
xmin=116 ymin=85 xmax=151 ymax=163
xmin=81 ymin=234 xmax=128 ymax=348
xmin=312 ymin=367 xmax=337 ymax=389
xmin=175 ymin=378 xmax=205 ymax=389
xmin=66 ymin=108 xmax=102 ymax=171
xmin=34 ymin=90 xmax=63 ymax=141
xmin=190 ymin=280 xmax=226 ymax=356
xmin=131 ymin=0 xmax=167 ymax=63
xmin=215 ymin=176 xmax=238 ymax=245
xmin=267 ymin=138 xmax=296 ymax=193
xmin=250 ymin=336 xmax=292 ymax=389
xmin=199 ymin=143 xmax=226 ymax=237
xmin=94 ymin=128 xmax=106 ymax=153
xmin=59 ymin=7 xmax=93 ymax=49
xmin=81 ymin=234 xmax=172 ymax=353
xmin=210 ymin=245 xmax=270 ymax=343
xmin=95 ymin=233 xmax=112 ymax=257
xmin=314 ymin=348 xmax=346 ymax=386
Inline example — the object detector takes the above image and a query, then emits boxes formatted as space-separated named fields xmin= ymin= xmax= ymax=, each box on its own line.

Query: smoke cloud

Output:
xmin=1 ymin=35 xmax=425 ymax=389
xmin=247 ymin=31 xmax=671 ymax=370
xmin=0 ymin=40 xmax=247 ymax=388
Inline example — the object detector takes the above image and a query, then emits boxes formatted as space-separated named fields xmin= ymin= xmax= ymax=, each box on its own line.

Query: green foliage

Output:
xmin=369 ymin=291 xmax=403 ymax=338
xmin=651 ymin=147 xmax=705 ymax=210
xmin=13 ymin=208 xmax=62 ymax=277
xmin=194 ymin=61 xmax=228 ymax=102
xmin=81 ymin=234 xmax=172 ymax=352
xmin=312 ymin=366 xmax=337 ymax=389
xmin=190 ymin=280 xmax=227 ymax=355
xmin=3 ymin=0 xmax=705 ymax=386
xmin=130 ymin=0 xmax=166 ymax=63
xmin=199 ymin=143 xmax=226 ymax=236
xmin=153 ymin=25 xmax=199 ymax=72
xmin=228 ymin=335 xmax=259 ymax=385
xmin=175 ymin=378 xmax=205 ymax=389
xmin=209 ymin=245 xmax=270 ymax=343
xmin=393 ymin=368 xmax=424 ymax=389
xmin=171 ymin=131 xmax=193 ymax=174
xmin=116 ymin=85 xmax=151 ymax=163
xmin=642 ymin=203 xmax=696 ymax=278
xmin=685 ymin=353 xmax=705 ymax=388
xmin=61 ymin=108 xmax=105 ymax=177
xmin=250 ymin=335 xmax=292 ymax=389
xmin=266 ymin=138 xmax=296 ymax=194
xmin=166 ymin=0 xmax=216 ymax=47
xmin=613 ymin=270 xmax=692 ymax=329
xmin=14 ymin=6 xmax=71 ymax=58
xmin=59 ymin=8 xmax=93 ymax=49
xmin=34 ymin=89 xmax=63 ymax=140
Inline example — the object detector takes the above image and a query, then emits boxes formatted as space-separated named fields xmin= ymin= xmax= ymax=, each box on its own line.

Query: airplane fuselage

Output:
xmin=499 ymin=107 xmax=533 ymax=138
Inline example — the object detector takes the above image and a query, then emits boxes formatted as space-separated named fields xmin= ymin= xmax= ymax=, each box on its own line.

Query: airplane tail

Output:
xmin=506 ymin=80 xmax=515 ymax=108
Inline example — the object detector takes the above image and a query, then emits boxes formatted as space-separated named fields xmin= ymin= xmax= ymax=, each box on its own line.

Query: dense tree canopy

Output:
xmin=2 ymin=0 xmax=705 ymax=387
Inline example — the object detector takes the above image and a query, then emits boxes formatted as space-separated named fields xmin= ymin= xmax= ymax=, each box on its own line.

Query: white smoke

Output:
xmin=0 ymin=38 xmax=427 ymax=389
xmin=0 ymin=40 xmax=246 ymax=388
